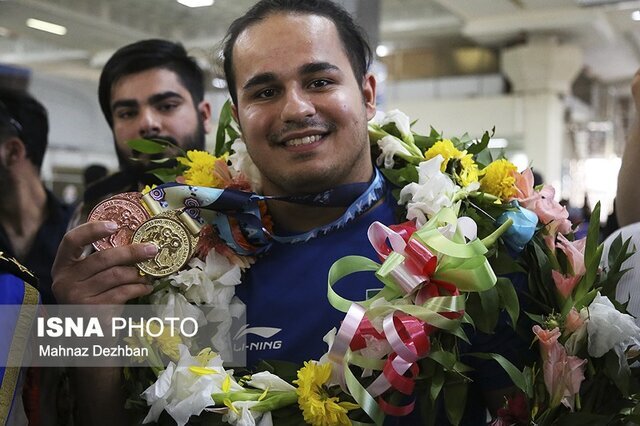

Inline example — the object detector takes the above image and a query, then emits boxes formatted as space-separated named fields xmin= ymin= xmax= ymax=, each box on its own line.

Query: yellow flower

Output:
xmin=424 ymin=139 xmax=479 ymax=186
xmin=480 ymin=159 xmax=518 ymax=200
xmin=294 ymin=362 xmax=358 ymax=426
xmin=177 ymin=150 xmax=228 ymax=187
xmin=146 ymin=322 xmax=181 ymax=362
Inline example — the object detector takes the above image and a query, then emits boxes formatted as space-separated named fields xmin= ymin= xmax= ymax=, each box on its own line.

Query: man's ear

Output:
xmin=362 ymin=73 xmax=377 ymax=120
xmin=198 ymin=100 xmax=213 ymax=134
xmin=0 ymin=137 xmax=26 ymax=167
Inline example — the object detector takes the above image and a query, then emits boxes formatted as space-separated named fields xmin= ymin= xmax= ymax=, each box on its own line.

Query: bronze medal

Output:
xmin=87 ymin=192 xmax=151 ymax=251
xmin=132 ymin=210 xmax=199 ymax=277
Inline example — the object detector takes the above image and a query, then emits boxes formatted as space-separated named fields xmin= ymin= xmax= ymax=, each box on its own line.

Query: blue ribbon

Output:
xmin=147 ymin=169 xmax=386 ymax=255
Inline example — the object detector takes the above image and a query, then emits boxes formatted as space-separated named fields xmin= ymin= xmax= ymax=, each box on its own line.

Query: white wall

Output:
xmin=30 ymin=73 xmax=119 ymax=182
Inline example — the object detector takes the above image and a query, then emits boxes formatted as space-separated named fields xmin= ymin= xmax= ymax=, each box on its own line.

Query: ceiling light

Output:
xmin=0 ymin=26 xmax=10 ymax=37
xmin=26 ymin=18 xmax=67 ymax=36
xmin=632 ymin=10 xmax=640 ymax=21
xmin=177 ymin=0 xmax=214 ymax=7
xmin=376 ymin=45 xmax=390 ymax=57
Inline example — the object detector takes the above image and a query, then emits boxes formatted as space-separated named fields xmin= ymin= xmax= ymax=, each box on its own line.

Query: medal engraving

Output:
xmin=132 ymin=211 xmax=196 ymax=277
xmin=87 ymin=193 xmax=150 ymax=251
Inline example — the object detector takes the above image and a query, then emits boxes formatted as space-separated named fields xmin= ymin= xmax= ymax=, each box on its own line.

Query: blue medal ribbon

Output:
xmin=146 ymin=168 xmax=386 ymax=255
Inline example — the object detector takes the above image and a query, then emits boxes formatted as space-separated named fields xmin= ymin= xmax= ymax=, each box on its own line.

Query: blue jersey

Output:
xmin=235 ymin=193 xmax=398 ymax=366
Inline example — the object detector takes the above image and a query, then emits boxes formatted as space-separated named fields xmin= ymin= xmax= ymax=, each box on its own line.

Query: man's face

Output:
xmin=231 ymin=13 xmax=376 ymax=196
xmin=110 ymin=68 xmax=211 ymax=169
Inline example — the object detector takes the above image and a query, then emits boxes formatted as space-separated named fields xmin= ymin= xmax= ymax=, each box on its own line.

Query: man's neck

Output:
xmin=0 ymin=173 xmax=48 ymax=259
xmin=266 ymin=201 xmax=348 ymax=233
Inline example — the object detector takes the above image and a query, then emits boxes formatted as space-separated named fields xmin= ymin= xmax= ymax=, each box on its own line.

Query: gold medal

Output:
xmin=132 ymin=210 xmax=200 ymax=277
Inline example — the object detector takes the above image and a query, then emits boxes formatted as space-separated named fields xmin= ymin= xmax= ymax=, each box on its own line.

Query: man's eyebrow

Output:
xmin=242 ymin=72 xmax=277 ymax=91
xmin=300 ymin=62 xmax=340 ymax=75
xmin=148 ymin=91 xmax=184 ymax=104
xmin=111 ymin=99 xmax=138 ymax=112
xmin=111 ymin=91 xmax=184 ymax=112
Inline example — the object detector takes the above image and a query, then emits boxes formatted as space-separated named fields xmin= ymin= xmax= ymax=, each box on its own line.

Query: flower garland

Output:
xmin=122 ymin=104 xmax=639 ymax=426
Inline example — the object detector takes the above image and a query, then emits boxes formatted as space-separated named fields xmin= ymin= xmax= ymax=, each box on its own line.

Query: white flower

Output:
xmin=399 ymin=155 xmax=460 ymax=226
xmin=587 ymin=293 xmax=640 ymax=366
xmin=221 ymin=402 xmax=273 ymax=426
xmin=142 ymin=345 xmax=243 ymax=426
xmin=376 ymin=135 xmax=411 ymax=169
xmin=150 ymin=291 xmax=207 ymax=328
xmin=206 ymin=296 xmax=245 ymax=362
xmin=371 ymin=109 xmax=413 ymax=142
xmin=229 ymin=139 xmax=262 ymax=192
xmin=170 ymin=250 xmax=242 ymax=305
xmin=247 ymin=371 xmax=296 ymax=392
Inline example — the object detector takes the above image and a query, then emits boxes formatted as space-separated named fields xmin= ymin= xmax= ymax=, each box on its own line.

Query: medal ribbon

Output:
xmin=144 ymin=168 xmax=386 ymax=255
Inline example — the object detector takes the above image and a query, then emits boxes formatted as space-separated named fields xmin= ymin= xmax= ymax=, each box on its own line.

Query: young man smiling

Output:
xmin=52 ymin=1 xmax=528 ymax=424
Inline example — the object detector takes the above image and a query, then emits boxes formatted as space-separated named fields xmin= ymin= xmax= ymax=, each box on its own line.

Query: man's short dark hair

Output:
xmin=222 ymin=0 xmax=373 ymax=105
xmin=98 ymin=39 xmax=205 ymax=127
xmin=0 ymin=88 xmax=48 ymax=170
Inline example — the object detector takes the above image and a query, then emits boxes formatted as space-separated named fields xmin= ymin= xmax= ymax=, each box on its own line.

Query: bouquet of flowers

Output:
xmin=120 ymin=104 xmax=639 ymax=426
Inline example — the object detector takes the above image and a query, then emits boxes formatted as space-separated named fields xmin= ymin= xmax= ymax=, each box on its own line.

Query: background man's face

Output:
xmin=110 ymin=68 xmax=207 ymax=169
xmin=232 ymin=13 xmax=376 ymax=196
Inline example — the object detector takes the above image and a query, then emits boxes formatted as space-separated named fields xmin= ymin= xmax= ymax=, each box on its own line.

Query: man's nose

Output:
xmin=280 ymin=87 xmax=315 ymax=122
xmin=138 ymin=108 xmax=161 ymax=137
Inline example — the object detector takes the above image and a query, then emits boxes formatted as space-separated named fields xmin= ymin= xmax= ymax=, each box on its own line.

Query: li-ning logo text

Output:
xmin=37 ymin=317 xmax=198 ymax=338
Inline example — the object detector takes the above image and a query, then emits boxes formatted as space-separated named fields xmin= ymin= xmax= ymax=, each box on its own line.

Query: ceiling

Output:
xmin=0 ymin=0 xmax=639 ymax=87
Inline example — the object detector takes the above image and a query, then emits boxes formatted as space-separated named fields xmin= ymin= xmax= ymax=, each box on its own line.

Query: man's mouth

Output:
xmin=283 ymin=134 xmax=324 ymax=147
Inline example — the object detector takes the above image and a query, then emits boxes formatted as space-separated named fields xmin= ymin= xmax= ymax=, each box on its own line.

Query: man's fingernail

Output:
xmin=105 ymin=222 xmax=118 ymax=232
xmin=143 ymin=243 xmax=158 ymax=256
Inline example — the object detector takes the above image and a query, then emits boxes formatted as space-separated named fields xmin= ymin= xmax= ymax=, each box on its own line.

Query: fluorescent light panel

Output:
xmin=177 ymin=0 xmax=214 ymax=7
xmin=632 ymin=10 xmax=640 ymax=21
xmin=26 ymin=18 xmax=67 ymax=36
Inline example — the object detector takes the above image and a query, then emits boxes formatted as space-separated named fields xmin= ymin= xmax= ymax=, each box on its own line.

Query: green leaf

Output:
xmin=477 ymin=286 xmax=500 ymax=333
xmin=443 ymin=373 xmax=468 ymax=426
xmin=215 ymin=99 xmax=236 ymax=157
xmin=467 ymin=352 xmax=531 ymax=397
xmin=495 ymin=277 xmax=520 ymax=327
xmin=151 ymin=168 xmax=180 ymax=183
xmin=127 ymin=138 xmax=170 ymax=154
xmin=466 ymin=130 xmax=491 ymax=155
xmin=430 ymin=367 xmax=445 ymax=402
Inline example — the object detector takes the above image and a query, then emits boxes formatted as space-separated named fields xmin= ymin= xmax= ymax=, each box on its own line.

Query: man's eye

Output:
xmin=115 ymin=110 xmax=135 ymax=119
xmin=256 ymin=88 xmax=276 ymax=99
xmin=158 ymin=103 xmax=178 ymax=112
xmin=309 ymin=79 xmax=330 ymax=89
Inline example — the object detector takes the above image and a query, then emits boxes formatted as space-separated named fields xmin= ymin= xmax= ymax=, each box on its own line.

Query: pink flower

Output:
xmin=543 ymin=234 xmax=556 ymax=252
xmin=564 ymin=308 xmax=585 ymax=334
xmin=532 ymin=325 xmax=561 ymax=361
xmin=512 ymin=169 xmax=539 ymax=207
xmin=511 ymin=169 xmax=572 ymax=235
xmin=556 ymin=234 xmax=586 ymax=276
xmin=543 ymin=342 xmax=586 ymax=411
xmin=552 ymin=270 xmax=581 ymax=300
xmin=531 ymin=186 xmax=571 ymax=231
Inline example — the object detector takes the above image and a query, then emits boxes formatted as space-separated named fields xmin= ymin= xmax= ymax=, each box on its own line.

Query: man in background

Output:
xmin=0 ymin=88 xmax=71 ymax=305
xmin=81 ymin=38 xmax=212 ymax=212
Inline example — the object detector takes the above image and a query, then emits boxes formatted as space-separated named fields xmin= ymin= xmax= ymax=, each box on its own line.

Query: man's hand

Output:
xmin=52 ymin=221 xmax=158 ymax=305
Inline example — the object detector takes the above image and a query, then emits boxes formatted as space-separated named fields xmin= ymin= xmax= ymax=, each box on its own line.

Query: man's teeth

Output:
xmin=284 ymin=134 xmax=322 ymax=147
